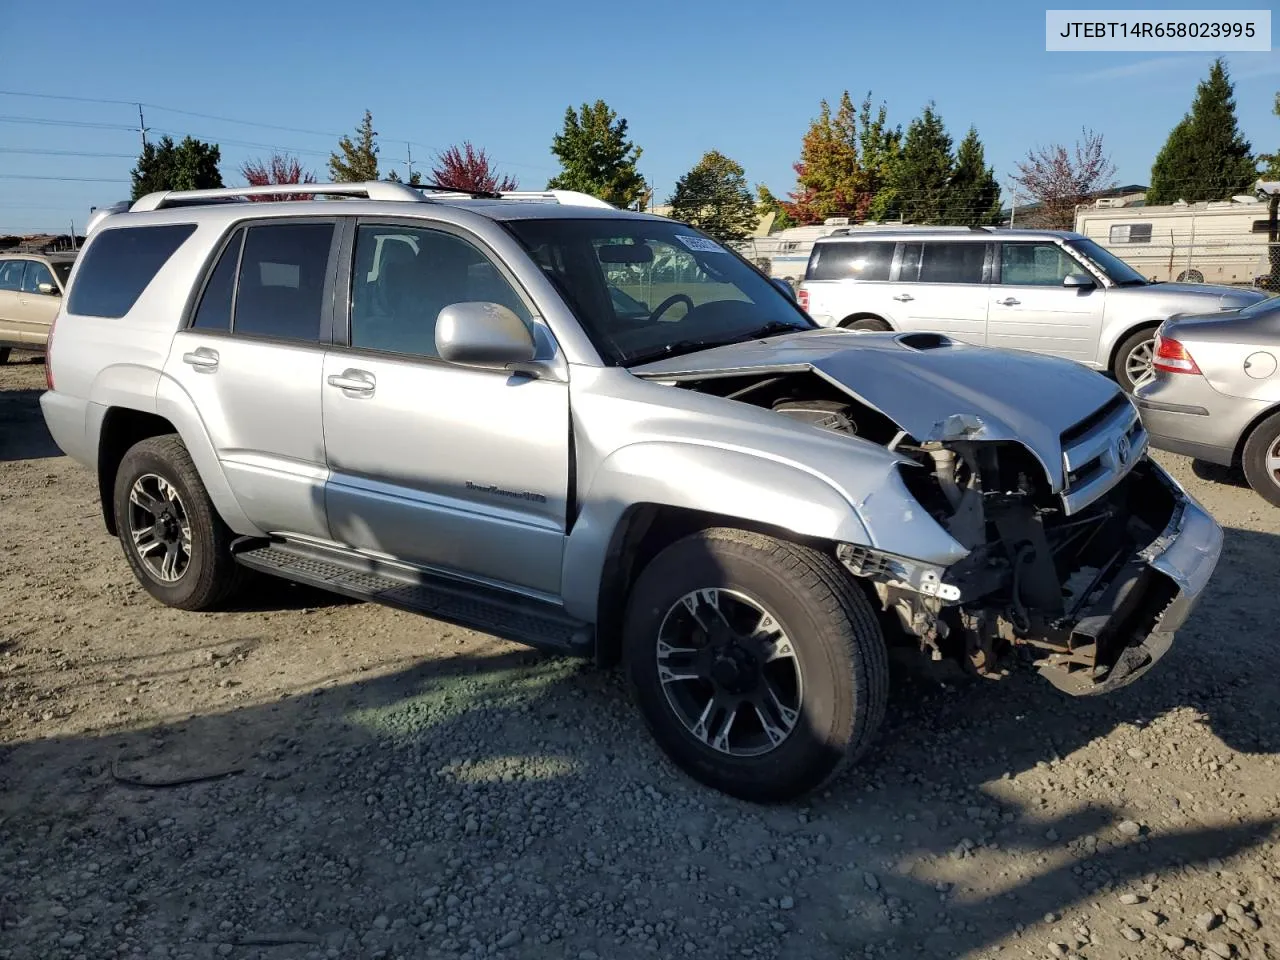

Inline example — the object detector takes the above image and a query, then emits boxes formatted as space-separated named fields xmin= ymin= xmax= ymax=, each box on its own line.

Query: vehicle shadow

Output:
xmin=1191 ymin=458 xmax=1249 ymax=489
xmin=1 ymin=527 xmax=1276 ymax=959
xmin=0 ymin=388 xmax=62 ymax=462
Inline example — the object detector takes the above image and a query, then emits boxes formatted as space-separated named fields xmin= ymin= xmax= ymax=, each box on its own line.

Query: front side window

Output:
xmin=67 ymin=224 xmax=197 ymax=318
xmin=807 ymin=242 xmax=894 ymax=282
xmin=999 ymin=243 xmax=1092 ymax=286
xmin=231 ymin=222 xmax=334 ymax=341
xmin=504 ymin=218 xmax=812 ymax=366
xmin=349 ymin=224 xmax=531 ymax=358
xmin=21 ymin=261 xmax=57 ymax=294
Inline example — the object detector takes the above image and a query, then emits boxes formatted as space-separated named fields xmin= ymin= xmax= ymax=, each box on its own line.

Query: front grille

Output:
xmin=1060 ymin=396 xmax=1148 ymax=515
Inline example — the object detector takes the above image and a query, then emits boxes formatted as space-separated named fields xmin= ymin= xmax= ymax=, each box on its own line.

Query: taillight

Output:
xmin=797 ymin=288 xmax=810 ymax=311
xmin=1153 ymin=333 xmax=1200 ymax=374
xmin=44 ymin=312 xmax=56 ymax=390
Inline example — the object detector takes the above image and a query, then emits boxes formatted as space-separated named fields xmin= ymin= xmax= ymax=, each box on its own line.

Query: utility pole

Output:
xmin=137 ymin=104 xmax=148 ymax=149
xmin=70 ymin=220 xmax=77 ymax=251
xmin=405 ymin=142 xmax=414 ymax=183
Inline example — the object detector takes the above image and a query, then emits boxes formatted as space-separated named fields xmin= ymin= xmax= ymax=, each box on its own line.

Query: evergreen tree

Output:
xmin=669 ymin=150 xmax=757 ymax=243
xmin=1259 ymin=92 xmax=1280 ymax=181
xmin=131 ymin=136 xmax=223 ymax=201
xmin=1148 ymin=58 xmax=1256 ymax=203
xmin=945 ymin=127 xmax=1002 ymax=225
xmin=547 ymin=100 xmax=646 ymax=208
xmin=328 ymin=110 xmax=379 ymax=183
xmin=788 ymin=91 xmax=899 ymax=224
xmin=858 ymin=94 xmax=901 ymax=221
xmin=887 ymin=103 xmax=954 ymax=224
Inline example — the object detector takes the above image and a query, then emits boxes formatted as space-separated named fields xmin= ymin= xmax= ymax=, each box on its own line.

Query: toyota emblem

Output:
xmin=1115 ymin=433 xmax=1132 ymax=467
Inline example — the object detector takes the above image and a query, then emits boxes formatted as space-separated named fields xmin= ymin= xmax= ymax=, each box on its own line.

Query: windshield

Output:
xmin=503 ymin=218 xmax=814 ymax=366
xmin=1240 ymin=294 xmax=1280 ymax=317
xmin=1066 ymin=238 xmax=1148 ymax=286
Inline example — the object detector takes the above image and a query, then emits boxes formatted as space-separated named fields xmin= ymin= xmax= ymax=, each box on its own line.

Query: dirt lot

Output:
xmin=2 ymin=351 xmax=1280 ymax=960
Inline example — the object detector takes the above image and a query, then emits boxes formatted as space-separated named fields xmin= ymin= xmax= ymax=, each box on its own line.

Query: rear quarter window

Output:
xmin=806 ymin=242 xmax=894 ymax=282
xmin=67 ymin=224 xmax=197 ymax=319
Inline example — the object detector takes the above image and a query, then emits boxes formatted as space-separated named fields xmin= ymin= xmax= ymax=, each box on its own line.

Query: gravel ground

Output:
xmin=2 ymin=351 xmax=1280 ymax=960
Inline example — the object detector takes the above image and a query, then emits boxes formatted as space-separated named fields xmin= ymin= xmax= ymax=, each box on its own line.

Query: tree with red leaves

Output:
xmin=1011 ymin=129 xmax=1116 ymax=229
xmin=240 ymin=154 xmax=317 ymax=201
xmin=431 ymin=142 xmax=518 ymax=193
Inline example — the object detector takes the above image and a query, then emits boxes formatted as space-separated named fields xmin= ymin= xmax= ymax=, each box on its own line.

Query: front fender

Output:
xmin=559 ymin=439 xmax=966 ymax=623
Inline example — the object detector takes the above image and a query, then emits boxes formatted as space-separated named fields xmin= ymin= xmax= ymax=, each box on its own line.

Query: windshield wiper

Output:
xmin=727 ymin=320 xmax=809 ymax=342
xmin=622 ymin=339 xmax=724 ymax=366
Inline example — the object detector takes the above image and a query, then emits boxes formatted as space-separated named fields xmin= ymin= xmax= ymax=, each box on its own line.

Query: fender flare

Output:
xmin=559 ymin=440 xmax=871 ymax=622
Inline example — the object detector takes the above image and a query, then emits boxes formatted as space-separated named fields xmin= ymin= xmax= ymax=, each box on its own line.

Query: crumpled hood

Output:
xmin=632 ymin=329 xmax=1125 ymax=490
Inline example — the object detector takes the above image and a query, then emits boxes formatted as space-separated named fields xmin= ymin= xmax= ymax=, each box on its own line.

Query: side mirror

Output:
xmin=771 ymin=277 xmax=796 ymax=301
xmin=1063 ymin=274 xmax=1096 ymax=289
xmin=435 ymin=302 xmax=537 ymax=368
xmin=37 ymin=282 xmax=59 ymax=296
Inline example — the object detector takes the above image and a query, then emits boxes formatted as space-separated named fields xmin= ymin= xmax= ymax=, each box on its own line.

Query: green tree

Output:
xmin=789 ymin=92 xmax=860 ymax=223
xmin=945 ymin=127 xmax=1002 ymax=225
xmin=755 ymin=184 xmax=795 ymax=231
xmin=328 ymin=110 xmax=380 ymax=182
xmin=858 ymin=94 xmax=902 ymax=221
xmin=130 ymin=135 xmax=223 ymax=200
xmin=1148 ymin=58 xmax=1256 ymax=204
xmin=547 ymin=100 xmax=647 ymax=208
xmin=886 ymin=103 xmax=954 ymax=224
xmin=668 ymin=150 xmax=757 ymax=243
xmin=1259 ymin=92 xmax=1280 ymax=181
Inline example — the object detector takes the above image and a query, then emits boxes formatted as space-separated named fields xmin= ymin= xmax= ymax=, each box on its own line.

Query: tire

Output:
xmin=1241 ymin=412 xmax=1280 ymax=508
xmin=841 ymin=317 xmax=891 ymax=333
xmin=622 ymin=527 xmax=889 ymax=802
xmin=1112 ymin=327 xmax=1158 ymax=393
xmin=0 ymin=347 xmax=10 ymax=365
xmin=112 ymin=434 xmax=246 ymax=611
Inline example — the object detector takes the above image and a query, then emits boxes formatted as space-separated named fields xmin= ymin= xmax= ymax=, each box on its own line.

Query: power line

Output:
xmin=0 ymin=147 xmax=136 ymax=159
xmin=0 ymin=114 xmax=136 ymax=132
xmin=0 ymin=174 xmax=128 ymax=183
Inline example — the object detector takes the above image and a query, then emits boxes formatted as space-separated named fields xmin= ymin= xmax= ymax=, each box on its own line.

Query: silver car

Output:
xmin=797 ymin=227 xmax=1268 ymax=392
xmin=1135 ymin=296 xmax=1280 ymax=506
xmin=40 ymin=182 xmax=1222 ymax=801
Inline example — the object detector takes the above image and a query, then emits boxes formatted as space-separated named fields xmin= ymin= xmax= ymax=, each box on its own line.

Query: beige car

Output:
xmin=0 ymin=251 xmax=75 ymax=363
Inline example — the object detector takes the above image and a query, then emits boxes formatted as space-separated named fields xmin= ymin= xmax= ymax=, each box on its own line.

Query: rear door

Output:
xmin=164 ymin=219 xmax=339 ymax=540
xmin=0 ymin=260 xmax=29 ymax=345
xmin=894 ymin=240 xmax=991 ymax=344
xmin=987 ymin=241 xmax=1105 ymax=363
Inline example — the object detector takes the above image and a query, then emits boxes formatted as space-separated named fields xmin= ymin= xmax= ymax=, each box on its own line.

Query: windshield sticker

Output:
xmin=675 ymin=234 xmax=727 ymax=254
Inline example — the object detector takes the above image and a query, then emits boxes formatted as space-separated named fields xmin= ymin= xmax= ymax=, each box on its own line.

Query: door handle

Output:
xmin=996 ymin=297 xmax=1020 ymax=306
xmin=182 ymin=347 xmax=219 ymax=371
xmin=892 ymin=293 xmax=914 ymax=302
xmin=327 ymin=370 xmax=376 ymax=395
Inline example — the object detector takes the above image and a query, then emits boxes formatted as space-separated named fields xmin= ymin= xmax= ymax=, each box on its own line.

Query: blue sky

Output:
xmin=2 ymin=0 xmax=1279 ymax=233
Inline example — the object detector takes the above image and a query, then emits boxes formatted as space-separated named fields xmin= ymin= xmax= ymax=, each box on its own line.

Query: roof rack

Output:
xmin=129 ymin=181 xmax=618 ymax=213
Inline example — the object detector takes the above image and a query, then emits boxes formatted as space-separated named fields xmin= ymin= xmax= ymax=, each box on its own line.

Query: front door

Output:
xmin=893 ymin=240 xmax=991 ymax=345
xmin=321 ymin=220 xmax=569 ymax=596
xmin=17 ymin=260 xmax=63 ymax=343
xmin=163 ymin=219 xmax=339 ymax=540
xmin=987 ymin=241 xmax=1106 ymax=364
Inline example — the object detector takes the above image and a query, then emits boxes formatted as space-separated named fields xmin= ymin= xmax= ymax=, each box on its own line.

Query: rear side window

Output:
xmin=807 ymin=242 xmax=894 ymax=282
xmin=232 ymin=223 xmax=334 ymax=342
xmin=908 ymin=241 xmax=986 ymax=284
xmin=0 ymin=260 xmax=27 ymax=291
xmin=67 ymin=224 xmax=196 ymax=318
xmin=190 ymin=229 xmax=244 ymax=331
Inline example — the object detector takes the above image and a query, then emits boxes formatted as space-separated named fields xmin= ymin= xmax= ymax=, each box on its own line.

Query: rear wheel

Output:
xmin=1242 ymin=412 xmax=1280 ymax=508
xmin=623 ymin=528 xmax=889 ymax=802
xmin=113 ymin=434 xmax=246 ymax=610
xmin=841 ymin=316 xmax=891 ymax=333
xmin=1112 ymin=327 xmax=1157 ymax=393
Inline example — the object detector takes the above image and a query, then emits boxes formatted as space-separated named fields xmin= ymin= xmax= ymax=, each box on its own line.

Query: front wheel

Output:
xmin=1112 ymin=327 xmax=1157 ymax=393
xmin=1242 ymin=412 xmax=1280 ymax=508
xmin=623 ymin=528 xmax=889 ymax=802
xmin=841 ymin=317 xmax=891 ymax=332
xmin=113 ymin=434 xmax=246 ymax=611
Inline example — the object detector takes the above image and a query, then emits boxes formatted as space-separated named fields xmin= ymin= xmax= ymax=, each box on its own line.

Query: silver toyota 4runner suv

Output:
xmin=41 ymin=182 xmax=1223 ymax=802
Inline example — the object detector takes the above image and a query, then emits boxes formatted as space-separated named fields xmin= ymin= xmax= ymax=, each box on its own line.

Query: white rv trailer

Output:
xmin=1075 ymin=195 xmax=1273 ymax=286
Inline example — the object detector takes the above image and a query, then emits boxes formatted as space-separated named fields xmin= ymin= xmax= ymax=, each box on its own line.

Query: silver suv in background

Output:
xmin=797 ymin=227 xmax=1268 ymax=392
xmin=41 ymin=182 xmax=1222 ymax=801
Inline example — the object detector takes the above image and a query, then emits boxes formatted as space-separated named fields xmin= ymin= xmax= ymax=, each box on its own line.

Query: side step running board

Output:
xmin=235 ymin=540 xmax=594 ymax=657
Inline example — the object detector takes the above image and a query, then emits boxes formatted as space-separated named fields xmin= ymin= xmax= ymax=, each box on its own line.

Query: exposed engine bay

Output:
xmin=678 ymin=369 xmax=1180 ymax=695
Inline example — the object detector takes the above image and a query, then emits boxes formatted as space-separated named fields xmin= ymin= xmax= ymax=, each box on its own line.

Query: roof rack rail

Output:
xmin=413 ymin=187 xmax=615 ymax=209
xmin=130 ymin=181 xmax=423 ymax=212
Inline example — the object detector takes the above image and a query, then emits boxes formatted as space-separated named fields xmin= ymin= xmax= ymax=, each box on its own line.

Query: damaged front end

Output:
xmin=842 ymin=394 xmax=1222 ymax=695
